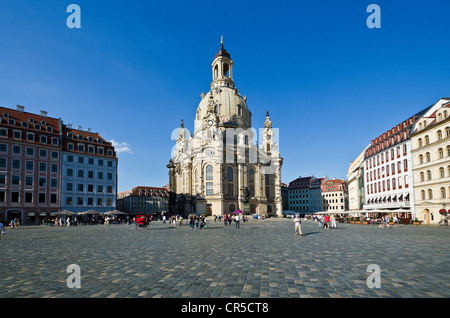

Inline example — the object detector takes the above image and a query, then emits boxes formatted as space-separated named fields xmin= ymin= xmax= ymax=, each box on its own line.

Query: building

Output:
xmin=118 ymin=186 xmax=169 ymax=215
xmin=0 ymin=105 xmax=61 ymax=224
xmin=362 ymin=108 xmax=430 ymax=220
xmin=167 ymin=39 xmax=283 ymax=217
xmin=321 ymin=178 xmax=348 ymax=212
xmin=287 ymin=176 xmax=326 ymax=213
xmin=309 ymin=177 xmax=326 ymax=213
xmin=288 ymin=176 xmax=313 ymax=213
xmin=347 ymin=145 xmax=369 ymax=211
xmin=410 ymin=98 xmax=450 ymax=224
xmin=60 ymin=124 xmax=118 ymax=213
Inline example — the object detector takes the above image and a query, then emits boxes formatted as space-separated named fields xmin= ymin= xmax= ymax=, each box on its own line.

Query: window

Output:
xmin=66 ymin=197 xmax=73 ymax=205
xmin=427 ymin=170 xmax=432 ymax=181
xmin=12 ymin=176 xmax=20 ymax=185
xmin=38 ymin=193 xmax=45 ymax=203
xmin=67 ymin=168 xmax=73 ymax=177
xmin=206 ymin=182 xmax=213 ymax=196
xmin=425 ymin=135 xmax=429 ymax=145
xmin=420 ymin=172 xmax=425 ymax=182
xmin=25 ymin=192 xmax=33 ymax=203
xmin=25 ymin=176 xmax=33 ymax=186
xmin=440 ymin=167 xmax=445 ymax=178
xmin=13 ymin=145 xmax=21 ymax=154
xmin=40 ymin=149 xmax=47 ymax=157
xmin=26 ymin=147 xmax=34 ymax=156
xmin=11 ymin=192 xmax=19 ymax=203
xmin=421 ymin=190 xmax=426 ymax=200
xmin=438 ymin=148 xmax=444 ymax=159
xmin=77 ymin=184 xmax=84 ymax=192
xmin=227 ymin=167 xmax=233 ymax=181
xmin=440 ymin=187 xmax=446 ymax=199
xmin=26 ymin=161 xmax=33 ymax=171
xmin=428 ymin=189 xmax=433 ymax=200
xmin=227 ymin=183 xmax=233 ymax=196
xmin=77 ymin=197 xmax=83 ymax=205
xmin=426 ymin=152 xmax=430 ymax=162
xmin=39 ymin=178 xmax=46 ymax=187
xmin=206 ymin=165 xmax=213 ymax=180
xmin=51 ymin=164 xmax=58 ymax=173
xmin=0 ymin=144 xmax=7 ymax=152
xmin=78 ymin=170 xmax=84 ymax=178
xmin=12 ymin=159 xmax=21 ymax=169
xmin=39 ymin=162 xmax=46 ymax=172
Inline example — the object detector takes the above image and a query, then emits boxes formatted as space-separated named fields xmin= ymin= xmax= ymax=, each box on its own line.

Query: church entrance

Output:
xmin=206 ymin=204 xmax=212 ymax=216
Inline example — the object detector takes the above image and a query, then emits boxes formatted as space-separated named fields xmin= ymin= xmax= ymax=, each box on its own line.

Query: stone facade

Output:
xmin=167 ymin=41 xmax=283 ymax=217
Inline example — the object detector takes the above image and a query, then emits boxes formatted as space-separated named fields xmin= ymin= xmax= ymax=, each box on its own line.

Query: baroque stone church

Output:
xmin=167 ymin=39 xmax=283 ymax=217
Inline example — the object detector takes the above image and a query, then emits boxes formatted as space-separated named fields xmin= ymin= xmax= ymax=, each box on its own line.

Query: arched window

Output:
xmin=446 ymin=127 xmax=450 ymax=137
xmin=425 ymin=135 xmax=430 ymax=145
xmin=223 ymin=63 xmax=229 ymax=77
xmin=248 ymin=169 xmax=254 ymax=183
xmin=440 ymin=167 xmax=445 ymax=178
xmin=420 ymin=172 xmax=425 ymax=182
xmin=428 ymin=189 xmax=433 ymax=200
xmin=426 ymin=152 xmax=431 ymax=162
xmin=419 ymin=154 xmax=423 ymax=164
xmin=421 ymin=190 xmax=426 ymax=200
xmin=206 ymin=165 xmax=213 ymax=180
xmin=437 ymin=130 xmax=442 ymax=140
xmin=440 ymin=187 xmax=446 ymax=199
xmin=227 ymin=166 xmax=233 ymax=181
xmin=418 ymin=138 xmax=422 ymax=147
xmin=427 ymin=170 xmax=432 ymax=180
xmin=214 ymin=65 xmax=218 ymax=78
xmin=438 ymin=148 xmax=444 ymax=159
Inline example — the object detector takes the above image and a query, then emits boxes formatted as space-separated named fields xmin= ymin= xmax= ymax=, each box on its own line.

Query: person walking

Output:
xmin=294 ymin=214 xmax=303 ymax=236
xmin=331 ymin=215 xmax=337 ymax=229
xmin=0 ymin=220 xmax=4 ymax=240
xmin=323 ymin=215 xmax=330 ymax=229
xmin=235 ymin=214 xmax=240 ymax=229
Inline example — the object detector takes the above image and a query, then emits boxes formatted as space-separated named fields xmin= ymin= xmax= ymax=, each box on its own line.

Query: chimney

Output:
xmin=77 ymin=126 xmax=82 ymax=130
xmin=16 ymin=105 xmax=25 ymax=112
xmin=40 ymin=110 xmax=47 ymax=117
xmin=87 ymin=128 xmax=91 ymax=132
xmin=67 ymin=124 xmax=72 ymax=129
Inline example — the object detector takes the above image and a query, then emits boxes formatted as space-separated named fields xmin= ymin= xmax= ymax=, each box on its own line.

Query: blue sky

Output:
xmin=1 ymin=0 xmax=449 ymax=192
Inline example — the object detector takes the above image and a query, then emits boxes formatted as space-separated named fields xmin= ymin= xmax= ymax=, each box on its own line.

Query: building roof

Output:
xmin=62 ymin=124 xmax=117 ymax=158
xmin=122 ymin=186 xmax=170 ymax=198
xmin=321 ymin=179 xmax=348 ymax=192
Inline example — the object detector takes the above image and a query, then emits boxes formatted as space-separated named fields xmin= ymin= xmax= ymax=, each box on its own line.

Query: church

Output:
xmin=167 ymin=39 xmax=283 ymax=218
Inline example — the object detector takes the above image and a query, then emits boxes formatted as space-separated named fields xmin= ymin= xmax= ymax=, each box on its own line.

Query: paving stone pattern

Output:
xmin=0 ymin=218 xmax=449 ymax=298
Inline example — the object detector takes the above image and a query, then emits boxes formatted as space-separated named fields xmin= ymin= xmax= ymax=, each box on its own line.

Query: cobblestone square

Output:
xmin=0 ymin=218 xmax=449 ymax=298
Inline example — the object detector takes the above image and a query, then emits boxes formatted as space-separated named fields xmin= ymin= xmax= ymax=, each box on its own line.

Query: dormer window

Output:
xmin=88 ymin=136 xmax=93 ymax=142
xmin=67 ymin=132 xmax=73 ymax=139
xmin=97 ymin=138 xmax=103 ymax=144
xmin=35 ymin=124 xmax=41 ymax=130
xmin=47 ymin=126 xmax=53 ymax=132
xmin=8 ymin=119 xmax=15 ymax=125
xmin=22 ymin=122 xmax=29 ymax=128
xmin=41 ymin=120 xmax=46 ymax=126
xmin=78 ymin=134 xmax=83 ymax=140
xmin=29 ymin=118 xmax=35 ymax=123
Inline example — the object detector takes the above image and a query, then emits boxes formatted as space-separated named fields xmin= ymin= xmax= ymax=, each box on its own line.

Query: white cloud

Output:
xmin=110 ymin=139 xmax=133 ymax=154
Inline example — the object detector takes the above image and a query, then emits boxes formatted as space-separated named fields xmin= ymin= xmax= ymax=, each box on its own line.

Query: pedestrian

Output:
xmin=162 ymin=215 xmax=166 ymax=224
xmin=331 ymin=215 xmax=337 ymax=229
xmin=323 ymin=215 xmax=330 ymax=229
xmin=235 ymin=213 xmax=240 ymax=229
xmin=294 ymin=214 xmax=303 ymax=236
xmin=393 ymin=215 xmax=398 ymax=227
xmin=0 ymin=220 xmax=4 ymax=240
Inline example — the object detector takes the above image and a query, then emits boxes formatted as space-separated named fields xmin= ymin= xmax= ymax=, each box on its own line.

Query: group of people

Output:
xmin=189 ymin=215 xmax=207 ymax=229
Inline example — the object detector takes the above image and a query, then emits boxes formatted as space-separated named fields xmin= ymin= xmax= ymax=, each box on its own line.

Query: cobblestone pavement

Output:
xmin=0 ymin=218 xmax=449 ymax=298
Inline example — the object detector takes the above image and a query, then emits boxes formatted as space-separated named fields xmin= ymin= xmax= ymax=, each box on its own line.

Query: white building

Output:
xmin=410 ymin=98 xmax=450 ymax=224
xmin=362 ymin=109 xmax=430 ymax=220
xmin=167 ymin=39 xmax=283 ymax=217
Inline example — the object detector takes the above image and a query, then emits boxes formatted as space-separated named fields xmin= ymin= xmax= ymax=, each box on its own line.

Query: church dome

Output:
xmin=194 ymin=87 xmax=251 ymax=132
xmin=194 ymin=40 xmax=252 ymax=133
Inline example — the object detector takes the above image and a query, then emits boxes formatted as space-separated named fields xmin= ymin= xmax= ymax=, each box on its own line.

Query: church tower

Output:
xmin=168 ymin=38 xmax=283 ymax=218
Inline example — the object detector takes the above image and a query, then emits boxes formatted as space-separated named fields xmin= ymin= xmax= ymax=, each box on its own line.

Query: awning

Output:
xmin=439 ymin=209 xmax=447 ymax=214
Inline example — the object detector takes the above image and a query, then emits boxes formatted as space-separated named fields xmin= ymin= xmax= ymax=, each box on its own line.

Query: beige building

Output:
xmin=167 ymin=40 xmax=283 ymax=217
xmin=347 ymin=145 xmax=369 ymax=211
xmin=411 ymin=98 xmax=450 ymax=224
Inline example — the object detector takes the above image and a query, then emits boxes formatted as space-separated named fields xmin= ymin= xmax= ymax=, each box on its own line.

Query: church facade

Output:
xmin=167 ymin=41 xmax=283 ymax=218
